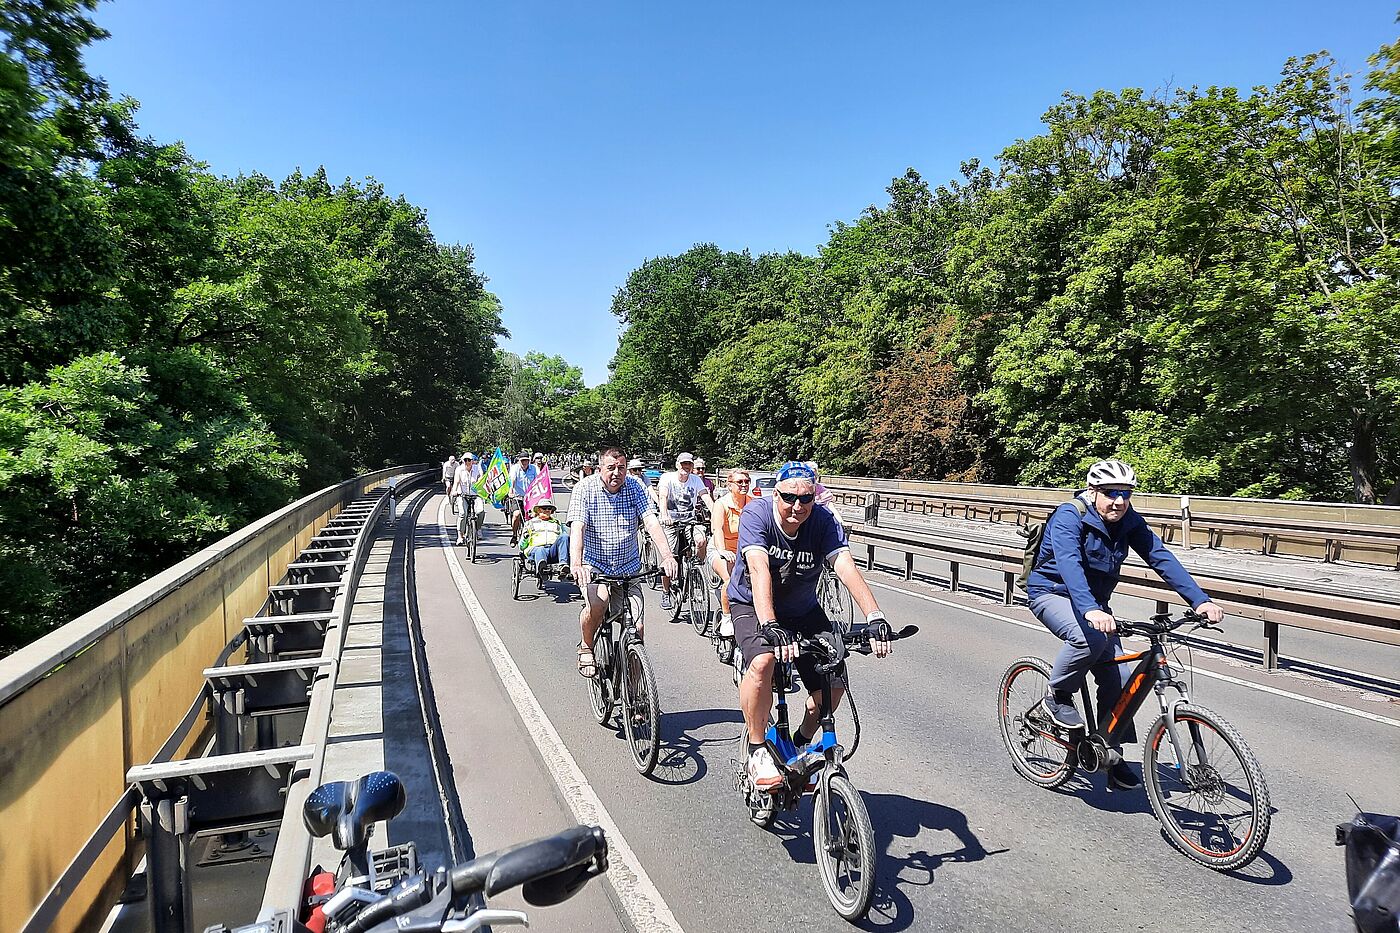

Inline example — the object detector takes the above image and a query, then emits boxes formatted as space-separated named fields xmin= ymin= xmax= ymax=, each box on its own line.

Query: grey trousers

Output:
xmin=1030 ymin=593 xmax=1136 ymax=742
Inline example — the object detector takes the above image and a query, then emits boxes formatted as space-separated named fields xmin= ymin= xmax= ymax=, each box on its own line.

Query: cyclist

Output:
xmin=519 ymin=498 xmax=570 ymax=581
xmin=442 ymin=453 xmax=459 ymax=509
xmin=507 ymin=452 xmax=537 ymax=546
xmin=694 ymin=457 xmax=716 ymax=497
xmin=451 ymin=453 xmax=483 ymax=546
xmin=568 ymin=447 xmax=677 ymax=677
xmin=731 ymin=461 xmax=892 ymax=790
xmin=1026 ymin=458 xmax=1225 ymax=790
xmin=709 ymin=467 xmax=752 ymax=663
xmin=657 ymin=451 xmax=714 ymax=613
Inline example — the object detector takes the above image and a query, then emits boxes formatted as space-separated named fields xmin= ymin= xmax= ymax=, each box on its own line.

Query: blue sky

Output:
xmin=86 ymin=2 xmax=1396 ymax=385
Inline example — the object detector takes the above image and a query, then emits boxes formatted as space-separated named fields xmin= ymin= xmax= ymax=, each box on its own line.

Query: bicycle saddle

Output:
xmin=302 ymin=770 xmax=406 ymax=851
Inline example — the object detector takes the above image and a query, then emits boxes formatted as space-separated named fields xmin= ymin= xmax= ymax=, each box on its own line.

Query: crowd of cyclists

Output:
xmin=438 ymin=444 xmax=1229 ymax=802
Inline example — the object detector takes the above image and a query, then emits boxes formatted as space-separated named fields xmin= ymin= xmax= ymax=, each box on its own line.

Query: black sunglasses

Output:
xmin=777 ymin=491 xmax=816 ymax=505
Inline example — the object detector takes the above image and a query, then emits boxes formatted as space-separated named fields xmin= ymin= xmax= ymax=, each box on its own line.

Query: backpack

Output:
xmin=1337 ymin=811 xmax=1400 ymax=933
xmin=1016 ymin=498 xmax=1088 ymax=592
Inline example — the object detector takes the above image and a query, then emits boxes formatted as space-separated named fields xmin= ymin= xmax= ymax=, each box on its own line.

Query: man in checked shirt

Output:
xmin=569 ymin=446 xmax=677 ymax=677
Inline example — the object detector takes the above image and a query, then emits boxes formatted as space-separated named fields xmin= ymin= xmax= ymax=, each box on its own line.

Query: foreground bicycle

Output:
xmin=997 ymin=609 xmax=1271 ymax=870
xmin=737 ymin=621 xmax=918 ymax=921
xmin=207 ymin=770 xmax=608 ymax=933
xmin=587 ymin=571 xmax=662 ymax=775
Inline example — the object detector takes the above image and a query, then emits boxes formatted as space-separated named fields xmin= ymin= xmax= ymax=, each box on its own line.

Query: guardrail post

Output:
xmin=905 ymin=552 xmax=914 ymax=581
xmin=864 ymin=493 xmax=879 ymax=527
xmin=950 ymin=561 xmax=960 ymax=593
xmin=1180 ymin=496 xmax=1192 ymax=548
xmin=1264 ymin=621 xmax=1279 ymax=670
xmin=866 ymin=543 xmax=876 ymax=570
xmin=1003 ymin=572 xmax=1014 ymax=606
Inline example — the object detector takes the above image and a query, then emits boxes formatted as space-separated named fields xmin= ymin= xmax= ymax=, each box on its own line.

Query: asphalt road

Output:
xmin=412 ymin=486 xmax=1400 ymax=933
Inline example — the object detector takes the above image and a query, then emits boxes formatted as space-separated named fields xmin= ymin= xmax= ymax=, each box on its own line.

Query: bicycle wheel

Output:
xmin=687 ymin=565 xmax=711 ymax=636
xmin=622 ymin=640 xmax=661 ymax=775
xmin=814 ymin=773 xmax=876 ymax=921
xmin=467 ymin=513 xmax=479 ymax=564
xmin=588 ymin=633 xmax=614 ymax=726
xmin=997 ymin=657 xmax=1076 ymax=788
xmin=819 ymin=572 xmax=851 ymax=634
xmin=668 ymin=562 xmax=687 ymax=624
xmin=512 ymin=555 xmax=523 ymax=600
xmin=1143 ymin=703 xmax=1271 ymax=870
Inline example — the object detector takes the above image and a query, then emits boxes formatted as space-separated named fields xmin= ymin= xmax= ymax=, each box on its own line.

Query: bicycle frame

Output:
xmin=763 ymin=660 xmax=844 ymax=806
xmin=1033 ymin=632 xmax=1204 ymax=776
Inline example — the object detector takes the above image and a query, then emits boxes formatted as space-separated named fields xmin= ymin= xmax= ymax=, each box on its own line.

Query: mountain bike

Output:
xmin=205 ymin=769 xmax=608 ymax=933
xmin=455 ymin=493 xmax=483 ymax=563
xmin=997 ymin=610 xmax=1271 ymax=870
xmin=666 ymin=520 xmax=712 ymax=635
xmin=736 ymin=622 xmax=918 ymax=921
xmin=587 ymin=572 xmax=662 ymax=775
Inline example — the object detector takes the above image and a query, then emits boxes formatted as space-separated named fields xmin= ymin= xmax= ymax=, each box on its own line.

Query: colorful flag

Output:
xmin=523 ymin=464 xmax=553 ymax=512
xmin=473 ymin=447 xmax=510 ymax=508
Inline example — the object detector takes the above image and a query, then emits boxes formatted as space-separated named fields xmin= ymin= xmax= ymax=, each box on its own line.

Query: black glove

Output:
xmin=760 ymin=622 xmax=796 ymax=648
xmin=868 ymin=619 xmax=893 ymax=644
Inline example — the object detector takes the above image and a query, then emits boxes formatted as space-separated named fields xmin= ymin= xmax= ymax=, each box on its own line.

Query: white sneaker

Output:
xmin=717 ymin=613 xmax=733 ymax=637
xmin=747 ymin=746 xmax=782 ymax=790
xmin=660 ymin=591 xmax=674 ymax=611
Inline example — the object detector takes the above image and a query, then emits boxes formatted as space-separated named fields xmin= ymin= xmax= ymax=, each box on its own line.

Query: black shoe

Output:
xmin=1107 ymin=761 xmax=1140 ymax=791
xmin=1040 ymin=692 xmax=1084 ymax=730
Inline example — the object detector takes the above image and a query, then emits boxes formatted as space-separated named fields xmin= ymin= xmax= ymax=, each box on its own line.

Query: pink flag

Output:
xmin=523 ymin=466 xmax=553 ymax=512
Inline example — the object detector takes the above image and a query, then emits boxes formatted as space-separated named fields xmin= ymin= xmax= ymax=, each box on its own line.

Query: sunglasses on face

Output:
xmin=730 ymin=479 xmax=750 ymax=486
xmin=1099 ymin=488 xmax=1133 ymax=501
xmin=777 ymin=491 xmax=816 ymax=505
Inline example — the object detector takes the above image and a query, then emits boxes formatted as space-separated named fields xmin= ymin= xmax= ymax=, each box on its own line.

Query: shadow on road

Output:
xmin=650 ymin=707 xmax=744 ymax=786
xmin=859 ymin=791 xmax=1007 ymax=931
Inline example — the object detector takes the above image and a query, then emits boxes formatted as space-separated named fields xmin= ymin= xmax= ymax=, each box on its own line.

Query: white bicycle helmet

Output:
xmin=1085 ymin=458 xmax=1138 ymax=489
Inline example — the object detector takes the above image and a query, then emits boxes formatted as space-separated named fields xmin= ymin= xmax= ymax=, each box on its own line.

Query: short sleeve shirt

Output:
xmin=727 ymin=497 xmax=849 ymax=618
xmin=660 ymin=471 xmax=708 ymax=523
xmin=566 ymin=474 xmax=652 ymax=575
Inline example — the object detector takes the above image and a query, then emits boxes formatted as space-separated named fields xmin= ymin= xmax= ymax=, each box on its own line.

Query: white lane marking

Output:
xmin=434 ymin=497 xmax=685 ymax=933
xmin=866 ymin=579 xmax=1400 ymax=730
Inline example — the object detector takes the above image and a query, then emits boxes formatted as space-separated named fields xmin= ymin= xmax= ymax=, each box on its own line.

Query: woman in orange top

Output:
xmin=709 ymin=468 xmax=752 ymax=663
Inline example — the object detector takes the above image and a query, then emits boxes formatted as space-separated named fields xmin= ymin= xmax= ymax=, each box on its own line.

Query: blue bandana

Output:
xmin=776 ymin=461 xmax=817 ymax=483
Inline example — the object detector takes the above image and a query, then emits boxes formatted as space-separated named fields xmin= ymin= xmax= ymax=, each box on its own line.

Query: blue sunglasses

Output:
xmin=1099 ymin=488 xmax=1133 ymax=501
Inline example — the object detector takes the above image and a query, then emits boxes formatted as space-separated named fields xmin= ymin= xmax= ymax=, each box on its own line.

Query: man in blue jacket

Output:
xmin=1025 ymin=458 xmax=1224 ymax=790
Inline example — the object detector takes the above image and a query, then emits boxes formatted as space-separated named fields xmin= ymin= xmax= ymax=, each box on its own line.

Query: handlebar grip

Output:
xmin=343 ymin=875 xmax=433 ymax=933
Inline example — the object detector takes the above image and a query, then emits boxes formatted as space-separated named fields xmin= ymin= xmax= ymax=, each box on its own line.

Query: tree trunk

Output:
xmin=1348 ymin=410 xmax=1379 ymax=504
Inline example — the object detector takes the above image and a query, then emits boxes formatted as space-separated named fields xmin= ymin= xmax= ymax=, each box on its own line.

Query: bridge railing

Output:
xmin=823 ymin=475 xmax=1400 ymax=570
xmin=0 ymin=465 xmax=425 ymax=933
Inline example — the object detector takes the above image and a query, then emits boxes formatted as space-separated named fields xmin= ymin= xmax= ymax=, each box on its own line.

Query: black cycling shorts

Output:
xmin=731 ymin=601 xmax=846 ymax=691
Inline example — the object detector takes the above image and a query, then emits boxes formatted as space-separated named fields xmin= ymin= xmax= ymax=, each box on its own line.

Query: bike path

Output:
xmin=409 ymin=494 xmax=627 ymax=932
xmin=419 ymin=489 xmax=1400 ymax=932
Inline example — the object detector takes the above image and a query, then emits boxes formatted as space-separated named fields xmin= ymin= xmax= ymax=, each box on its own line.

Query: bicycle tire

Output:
xmin=997 ymin=657 xmax=1076 ymax=788
xmin=512 ymin=555 xmax=523 ymax=600
xmin=588 ymin=632 xmax=614 ymax=726
xmin=819 ymin=571 xmax=851 ymax=634
xmin=467 ymin=514 xmax=479 ymax=564
xmin=622 ymin=640 xmax=661 ymax=775
xmin=814 ymin=773 xmax=876 ymax=921
xmin=687 ymin=565 xmax=711 ymax=636
xmin=1143 ymin=703 xmax=1271 ymax=871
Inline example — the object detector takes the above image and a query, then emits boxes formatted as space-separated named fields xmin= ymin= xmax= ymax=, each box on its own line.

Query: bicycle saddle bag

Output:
xmin=1337 ymin=811 xmax=1400 ymax=933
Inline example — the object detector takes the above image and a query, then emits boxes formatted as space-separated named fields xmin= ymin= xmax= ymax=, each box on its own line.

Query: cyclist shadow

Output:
xmin=649 ymin=707 xmax=745 ymax=787
xmin=860 ymin=792 xmax=1008 ymax=931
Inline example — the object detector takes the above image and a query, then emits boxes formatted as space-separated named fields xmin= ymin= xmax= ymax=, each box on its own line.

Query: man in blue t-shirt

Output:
xmin=729 ymin=461 xmax=893 ymax=791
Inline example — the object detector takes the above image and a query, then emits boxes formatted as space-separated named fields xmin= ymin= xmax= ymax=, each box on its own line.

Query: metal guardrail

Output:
xmin=847 ymin=520 xmax=1400 ymax=671
xmin=824 ymin=476 xmax=1400 ymax=571
xmin=2 ymin=466 xmax=426 ymax=933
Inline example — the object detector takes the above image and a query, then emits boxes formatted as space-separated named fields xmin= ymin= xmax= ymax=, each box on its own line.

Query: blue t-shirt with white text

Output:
xmin=726 ymin=497 xmax=848 ymax=618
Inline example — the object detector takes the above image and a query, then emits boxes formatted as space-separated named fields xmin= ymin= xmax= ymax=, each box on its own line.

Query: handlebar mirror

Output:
xmin=895 ymin=624 xmax=918 ymax=639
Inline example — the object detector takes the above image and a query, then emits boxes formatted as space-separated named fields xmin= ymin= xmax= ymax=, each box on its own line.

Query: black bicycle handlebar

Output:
xmin=763 ymin=622 xmax=919 ymax=661
xmin=1116 ymin=609 xmax=1213 ymax=638
xmin=342 ymin=825 xmax=607 ymax=933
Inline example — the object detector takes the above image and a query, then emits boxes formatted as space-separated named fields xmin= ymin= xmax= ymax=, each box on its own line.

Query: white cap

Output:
xmin=677 ymin=451 xmax=695 ymax=464
xmin=627 ymin=458 xmax=644 ymax=469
